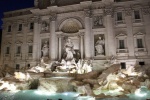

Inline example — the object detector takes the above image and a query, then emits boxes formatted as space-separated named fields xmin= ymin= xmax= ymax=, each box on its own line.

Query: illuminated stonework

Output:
xmin=1 ymin=0 xmax=150 ymax=70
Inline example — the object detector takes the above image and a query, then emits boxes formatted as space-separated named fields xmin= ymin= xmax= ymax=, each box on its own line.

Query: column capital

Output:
xmin=124 ymin=8 xmax=132 ymax=16
xmin=34 ymin=0 xmax=38 ymax=7
xmin=33 ymin=16 xmax=41 ymax=23
xmin=49 ymin=13 xmax=57 ymax=21
xmin=104 ymin=7 xmax=114 ymax=17
xmin=79 ymin=32 xmax=85 ymax=36
xmin=1 ymin=24 xmax=6 ymax=30
xmin=12 ymin=21 xmax=17 ymax=28
xmin=84 ymin=9 xmax=92 ymax=18
xmin=57 ymin=34 xmax=62 ymax=38
xmin=23 ymin=20 xmax=28 ymax=27
xmin=142 ymin=7 xmax=150 ymax=15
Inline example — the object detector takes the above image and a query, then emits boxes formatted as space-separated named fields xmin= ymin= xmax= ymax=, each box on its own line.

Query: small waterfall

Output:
xmin=38 ymin=76 xmax=74 ymax=93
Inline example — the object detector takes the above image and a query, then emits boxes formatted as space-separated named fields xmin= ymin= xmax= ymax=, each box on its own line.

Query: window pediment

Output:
xmin=116 ymin=33 xmax=127 ymax=38
xmin=27 ymin=40 xmax=33 ymax=44
xmin=15 ymin=41 xmax=23 ymax=44
xmin=134 ymin=32 xmax=145 ymax=37
xmin=4 ymin=41 xmax=11 ymax=45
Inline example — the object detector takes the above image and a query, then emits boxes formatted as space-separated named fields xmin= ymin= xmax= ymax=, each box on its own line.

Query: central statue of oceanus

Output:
xmin=64 ymin=38 xmax=75 ymax=61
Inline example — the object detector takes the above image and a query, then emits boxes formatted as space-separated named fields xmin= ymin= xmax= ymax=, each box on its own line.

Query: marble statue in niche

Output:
xmin=93 ymin=16 xmax=103 ymax=27
xmin=41 ymin=21 xmax=49 ymax=31
xmin=41 ymin=40 xmax=49 ymax=57
xmin=63 ymin=38 xmax=75 ymax=61
xmin=95 ymin=36 xmax=105 ymax=55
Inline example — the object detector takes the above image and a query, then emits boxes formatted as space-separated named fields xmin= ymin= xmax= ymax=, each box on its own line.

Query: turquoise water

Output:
xmin=1 ymin=90 xmax=150 ymax=100
xmin=0 ymin=90 xmax=79 ymax=100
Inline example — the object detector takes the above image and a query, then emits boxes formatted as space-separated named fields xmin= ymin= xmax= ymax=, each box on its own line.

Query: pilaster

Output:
xmin=104 ymin=7 xmax=116 ymax=57
xmin=49 ymin=14 xmax=57 ymax=61
xmin=84 ymin=9 xmax=93 ymax=59
xmin=142 ymin=7 xmax=150 ymax=56
xmin=124 ymin=8 xmax=135 ymax=58
xmin=33 ymin=16 xmax=41 ymax=62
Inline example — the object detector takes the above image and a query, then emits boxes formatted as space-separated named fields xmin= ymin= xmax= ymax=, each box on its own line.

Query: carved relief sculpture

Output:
xmin=41 ymin=21 xmax=49 ymax=31
xmin=93 ymin=16 xmax=103 ymax=27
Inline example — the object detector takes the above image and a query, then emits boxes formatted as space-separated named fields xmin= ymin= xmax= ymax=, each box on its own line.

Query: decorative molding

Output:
xmin=142 ymin=7 xmax=150 ymax=15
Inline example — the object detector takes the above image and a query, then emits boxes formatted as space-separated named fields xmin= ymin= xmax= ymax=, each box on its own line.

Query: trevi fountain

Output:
xmin=0 ymin=38 xmax=150 ymax=100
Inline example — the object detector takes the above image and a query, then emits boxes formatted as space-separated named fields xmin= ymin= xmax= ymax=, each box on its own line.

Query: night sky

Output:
xmin=0 ymin=0 xmax=34 ymax=29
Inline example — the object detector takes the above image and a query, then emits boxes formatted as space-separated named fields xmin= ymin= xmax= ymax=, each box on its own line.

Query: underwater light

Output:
xmin=62 ymin=92 xmax=80 ymax=97
xmin=34 ymin=90 xmax=56 ymax=96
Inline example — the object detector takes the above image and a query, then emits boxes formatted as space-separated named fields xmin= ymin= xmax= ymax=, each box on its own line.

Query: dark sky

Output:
xmin=0 ymin=0 xmax=34 ymax=29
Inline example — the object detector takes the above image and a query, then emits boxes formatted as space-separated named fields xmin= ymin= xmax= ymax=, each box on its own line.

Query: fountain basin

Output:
xmin=0 ymin=90 xmax=79 ymax=100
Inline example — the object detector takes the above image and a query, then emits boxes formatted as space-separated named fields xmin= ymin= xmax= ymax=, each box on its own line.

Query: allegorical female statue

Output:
xmin=41 ymin=41 xmax=49 ymax=57
xmin=95 ymin=36 xmax=105 ymax=55
xmin=64 ymin=38 xmax=75 ymax=60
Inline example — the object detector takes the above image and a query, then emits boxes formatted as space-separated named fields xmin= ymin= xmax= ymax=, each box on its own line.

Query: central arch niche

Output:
xmin=59 ymin=18 xmax=83 ymax=33
xmin=57 ymin=18 xmax=84 ymax=60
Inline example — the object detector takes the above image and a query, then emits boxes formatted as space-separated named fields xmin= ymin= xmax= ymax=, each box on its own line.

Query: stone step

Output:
xmin=43 ymin=72 xmax=76 ymax=78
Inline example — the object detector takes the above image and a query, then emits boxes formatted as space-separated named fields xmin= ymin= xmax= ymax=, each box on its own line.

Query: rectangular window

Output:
xmin=8 ymin=25 xmax=11 ymax=32
xmin=134 ymin=10 xmax=141 ymax=19
xmin=121 ymin=62 xmax=126 ymax=69
xmin=16 ymin=64 xmax=20 ymax=70
xmin=18 ymin=24 xmax=22 ymax=31
xmin=28 ymin=45 xmax=33 ymax=53
xmin=6 ymin=47 xmax=10 ymax=54
xmin=119 ymin=40 xmax=125 ymax=49
xmin=17 ymin=46 xmax=21 ymax=54
xmin=137 ymin=39 xmax=143 ymax=48
xmin=139 ymin=62 xmax=145 ymax=66
xmin=30 ymin=22 xmax=34 ymax=30
xmin=27 ymin=64 xmax=30 ymax=68
xmin=117 ymin=12 xmax=123 ymax=21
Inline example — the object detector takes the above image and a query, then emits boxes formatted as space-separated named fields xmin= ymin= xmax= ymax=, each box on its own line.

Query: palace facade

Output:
xmin=1 ymin=0 xmax=150 ymax=70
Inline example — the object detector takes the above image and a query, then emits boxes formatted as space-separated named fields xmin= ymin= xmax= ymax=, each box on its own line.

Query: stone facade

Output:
xmin=1 ymin=0 xmax=150 ymax=70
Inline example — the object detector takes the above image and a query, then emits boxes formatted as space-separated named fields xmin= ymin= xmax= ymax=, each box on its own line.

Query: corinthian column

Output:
xmin=33 ymin=16 xmax=41 ymax=61
xmin=84 ymin=9 xmax=92 ymax=59
xmin=125 ymin=8 xmax=134 ymax=58
xmin=79 ymin=32 xmax=84 ymax=59
xmin=49 ymin=14 xmax=57 ymax=60
xmin=142 ymin=7 xmax=150 ymax=56
xmin=104 ymin=7 xmax=116 ymax=56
